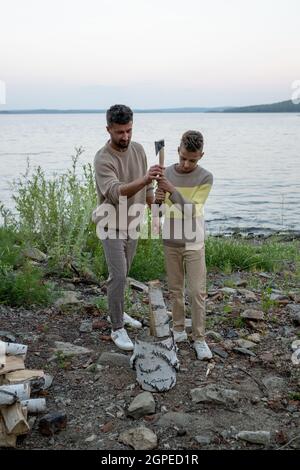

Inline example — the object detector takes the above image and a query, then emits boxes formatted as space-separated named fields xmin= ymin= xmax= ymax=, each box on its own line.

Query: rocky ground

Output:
xmin=1 ymin=265 xmax=300 ymax=450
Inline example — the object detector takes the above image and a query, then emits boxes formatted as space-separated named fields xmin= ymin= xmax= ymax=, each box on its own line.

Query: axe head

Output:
xmin=155 ymin=139 xmax=165 ymax=155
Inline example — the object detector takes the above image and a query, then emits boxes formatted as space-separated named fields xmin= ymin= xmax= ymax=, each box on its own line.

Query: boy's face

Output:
xmin=177 ymin=145 xmax=204 ymax=173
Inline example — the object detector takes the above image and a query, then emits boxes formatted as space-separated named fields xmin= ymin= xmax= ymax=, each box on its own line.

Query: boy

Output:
xmin=155 ymin=130 xmax=213 ymax=360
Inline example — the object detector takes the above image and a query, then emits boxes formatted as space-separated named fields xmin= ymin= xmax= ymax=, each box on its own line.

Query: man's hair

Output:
xmin=180 ymin=130 xmax=204 ymax=152
xmin=106 ymin=104 xmax=133 ymax=126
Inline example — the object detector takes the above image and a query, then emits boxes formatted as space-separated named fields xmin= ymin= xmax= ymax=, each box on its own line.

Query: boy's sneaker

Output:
xmin=111 ymin=328 xmax=134 ymax=351
xmin=107 ymin=312 xmax=142 ymax=329
xmin=171 ymin=329 xmax=188 ymax=343
xmin=194 ymin=340 xmax=212 ymax=360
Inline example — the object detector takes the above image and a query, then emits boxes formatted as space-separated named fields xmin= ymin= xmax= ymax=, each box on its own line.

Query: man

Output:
xmin=93 ymin=104 xmax=163 ymax=351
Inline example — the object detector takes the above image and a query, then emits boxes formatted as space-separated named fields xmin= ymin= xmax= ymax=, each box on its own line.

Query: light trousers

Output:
xmin=164 ymin=245 xmax=207 ymax=341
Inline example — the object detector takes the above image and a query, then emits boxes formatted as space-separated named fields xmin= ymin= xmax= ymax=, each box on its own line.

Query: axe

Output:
xmin=151 ymin=140 xmax=165 ymax=236
xmin=155 ymin=139 xmax=165 ymax=168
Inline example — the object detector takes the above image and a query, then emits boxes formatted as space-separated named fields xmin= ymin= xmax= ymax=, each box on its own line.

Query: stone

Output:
xmin=190 ymin=384 xmax=240 ymax=406
xmin=220 ymin=287 xmax=237 ymax=295
xmin=240 ymin=309 xmax=264 ymax=321
xmin=157 ymin=412 xmax=199 ymax=429
xmin=54 ymin=291 xmax=81 ymax=308
xmin=291 ymin=313 xmax=300 ymax=326
xmin=291 ymin=340 xmax=300 ymax=351
xmin=85 ymin=434 xmax=97 ymax=442
xmin=236 ymin=280 xmax=248 ymax=288
xmin=79 ymin=320 xmax=93 ymax=333
xmin=237 ymin=431 xmax=271 ymax=445
xmin=287 ymin=304 xmax=300 ymax=314
xmin=206 ymin=331 xmax=223 ymax=342
xmin=23 ymin=247 xmax=47 ymax=262
xmin=262 ymin=376 xmax=285 ymax=396
xmin=0 ymin=331 xmax=16 ymax=342
xmin=127 ymin=392 xmax=156 ymax=419
xmin=194 ymin=434 xmax=213 ymax=445
xmin=119 ymin=426 xmax=158 ymax=450
xmin=53 ymin=341 xmax=92 ymax=357
xmin=238 ymin=289 xmax=257 ymax=302
xmin=98 ymin=352 xmax=131 ymax=368
xmin=127 ymin=277 xmax=149 ymax=293
xmin=235 ymin=339 xmax=257 ymax=349
xmin=246 ymin=333 xmax=261 ymax=343
xmin=38 ymin=411 xmax=67 ymax=436
xmin=211 ymin=347 xmax=228 ymax=359
xmin=259 ymin=272 xmax=272 ymax=279
xmin=233 ymin=347 xmax=256 ymax=357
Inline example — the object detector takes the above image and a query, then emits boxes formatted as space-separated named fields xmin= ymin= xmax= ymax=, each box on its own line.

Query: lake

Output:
xmin=0 ymin=112 xmax=299 ymax=234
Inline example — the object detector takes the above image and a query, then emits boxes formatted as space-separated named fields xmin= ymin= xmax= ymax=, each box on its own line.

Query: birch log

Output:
xmin=3 ymin=369 xmax=44 ymax=385
xmin=0 ymin=356 xmax=25 ymax=375
xmin=0 ymin=341 xmax=28 ymax=357
xmin=0 ymin=383 xmax=30 ymax=405
xmin=0 ymin=416 xmax=16 ymax=448
xmin=130 ymin=336 xmax=179 ymax=392
xmin=148 ymin=280 xmax=170 ymax=337
xmin=21 ymin=398 xmax=47 ymax=413
xmin=1 ymin=402 xmax=30 ymax=435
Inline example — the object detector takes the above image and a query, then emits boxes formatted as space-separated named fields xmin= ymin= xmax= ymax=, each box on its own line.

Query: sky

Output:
xmin=0 ymin=0 xmax=299 ymax=109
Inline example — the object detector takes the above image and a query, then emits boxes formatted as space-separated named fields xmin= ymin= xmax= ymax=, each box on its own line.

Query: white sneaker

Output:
xmin=123 ymin=312 xmax=142 ymax=329
xmin=107 ymin=313 xmax=142 ymax=329
xmin=171 ymin=329 xmax=188 ymax=343
xmin=111 ymin=328 xmax=134 ymax=351
xmin=194 ymin=340 xmax=212 ymax=360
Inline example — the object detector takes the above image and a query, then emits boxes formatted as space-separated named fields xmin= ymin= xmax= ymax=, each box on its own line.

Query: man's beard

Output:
xmin=113 ymin=139 xmax=130 ymax=151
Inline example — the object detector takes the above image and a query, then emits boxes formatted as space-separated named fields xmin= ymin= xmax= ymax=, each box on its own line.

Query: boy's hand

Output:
xmin=154 ymin=188 xmax=165 ymax=204
xmin=144 ymin=165 xmax=164 ymax=184
xmin=158 ymin=176 xmax=175 ymax=194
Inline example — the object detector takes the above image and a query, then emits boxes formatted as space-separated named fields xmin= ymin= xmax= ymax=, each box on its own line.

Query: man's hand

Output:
xmin=144 ymin=165 xmax=164 ymax=184
xmin=154 ymin=188 xmax=165 ymax=204
xmin=158 ymin=176 xmax=175 ymax=194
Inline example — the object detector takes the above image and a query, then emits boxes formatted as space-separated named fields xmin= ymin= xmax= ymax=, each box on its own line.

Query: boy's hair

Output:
xmin=106 ymin=104 xmax=133 ymax=126
xmin=180 ymin=130 xmax=204 ymax=152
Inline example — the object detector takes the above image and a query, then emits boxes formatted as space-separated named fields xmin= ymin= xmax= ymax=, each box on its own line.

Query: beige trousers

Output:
xmin=164 ymin=245 xmax=207 ymax=341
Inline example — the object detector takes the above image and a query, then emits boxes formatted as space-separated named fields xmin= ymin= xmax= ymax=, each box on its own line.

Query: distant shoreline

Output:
xmin=1 ymin=99 xmax=300 ymax=115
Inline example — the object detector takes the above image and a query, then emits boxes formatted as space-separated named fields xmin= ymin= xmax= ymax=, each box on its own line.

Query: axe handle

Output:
xmin=159 ymin=148 xmax=165 ymax=167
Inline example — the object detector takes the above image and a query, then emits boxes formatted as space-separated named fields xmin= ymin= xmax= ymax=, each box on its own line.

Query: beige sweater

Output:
xmin=93 ymin=141 xmax=153 ymax=232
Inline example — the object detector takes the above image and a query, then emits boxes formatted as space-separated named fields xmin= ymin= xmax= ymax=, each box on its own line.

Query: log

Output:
xmin=0 ymin=355 xmax=25 ymax=375
xmin=3 ymin=369 xmax=45 ymax=385
xmin=0 ymin=383 xmax=30 ymax=406
xmin=0 ymin=341 xmax=28 ymax=357
xmin=0 ymin=416 xmax=16 ymax=448
xmin=1 ymin=402 xmax=30 ymax=435
xmin=148 ymin=280 xmax=170 ymax=337
xmin=130 ymin=336 xmax=179 ymax=392
xmin=21 ymin=398 xmax=47 ymax=413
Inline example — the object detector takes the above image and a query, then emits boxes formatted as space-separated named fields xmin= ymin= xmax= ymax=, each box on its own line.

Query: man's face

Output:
xmin=107 ymin=122 xmax=133 ymax=151
xmin=177 ymin=146 xmax=203 ymax=173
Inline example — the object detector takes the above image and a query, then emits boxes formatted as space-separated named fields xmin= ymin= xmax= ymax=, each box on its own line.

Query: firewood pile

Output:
xmin=0 ymin=340 xmax=49 ymax=448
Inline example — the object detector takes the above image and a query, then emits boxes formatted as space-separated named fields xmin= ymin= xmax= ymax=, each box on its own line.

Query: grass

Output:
xmin=0 ymin=153 xmax=299 ymax=306
xmin=261 ymin=287 xmax=277 ymax=313
xmin=205 ymin=236 xmax=300 ymax=273
xmin=0 ymin=226 xmax=55 ymax=307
